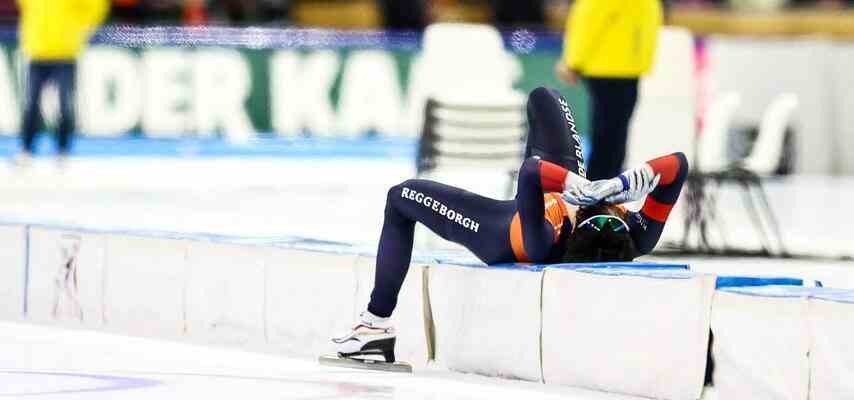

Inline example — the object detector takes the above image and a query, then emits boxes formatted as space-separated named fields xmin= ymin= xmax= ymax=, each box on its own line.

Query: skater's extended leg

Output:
xmin=368 ymin=179 xmax=514 ymax=318
xmin=524 ymin=86 xmax=586 ymax=177
xmin=334 ymin=179 xmax=515 ymax=361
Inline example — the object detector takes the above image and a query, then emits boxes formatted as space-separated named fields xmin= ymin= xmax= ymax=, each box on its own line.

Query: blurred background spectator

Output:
xmin=15 ymin=0 xmax=108 ymax=165
xmin=211 ymin=0 xmax=292 ymax=26
xmin=0 ymin=0 xmax=845 ymax=28
xmin=489 ymin=0 xmax=546 ymax=28
xmin=378 ymin=0 xmax=430 ymax=30
xmin=0 ymin=0 xmax=15 ymax=23
xmin=556 ymin=0 xmax=662 ymax=180
xmin=110 ymin=0 xmax=145 ymax=24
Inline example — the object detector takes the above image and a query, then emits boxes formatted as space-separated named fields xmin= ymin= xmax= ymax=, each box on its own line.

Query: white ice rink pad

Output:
xmin=808 ymin=291 xmax=854 ymax=400
xmin=542 ymin=266 xmax=715 ymax=400
xmin=185 ymin=241 xmax=268 ymax=346
xmin=103 ymin=234 xmax=190 ymax=338
xmin=429 ymin=263 xmax=543 ymax=381
xmin=710 ymin=286 xmax=854 ymax=400
xmin=264 ymin=247 xmax=358 ymax=357
xmin=26 ymin=227 xmax=108 ymax=326
xmin=0 ymin=224 xmax=26 ymax=318
xmin=711 ymin=287 xmax=811 ymax=400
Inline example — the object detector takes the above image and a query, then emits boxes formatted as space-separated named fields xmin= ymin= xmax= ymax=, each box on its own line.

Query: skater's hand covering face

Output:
xmin=578 ymin=179 xmax=624 ymax=205
xmin=602 ymin=164 xmax=661 ymax=205
xmin=562 ymin=176 xmax=623 ymax=206
xmin=560 ymin=171 xmax=597 ymax=206
xmin=563 ymin=163 xmax=661 ymax=206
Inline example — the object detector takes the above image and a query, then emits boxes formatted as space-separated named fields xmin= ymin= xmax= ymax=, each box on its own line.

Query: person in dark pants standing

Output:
xmin=556 ymin=0 xmax=662 ymax=180
xmin=377 ymin=0 xmax=429 ymax=31
xmin=15 ymin=0 xmax=108 ymax=165
xmin=583 ymin=78 xmax=640 ymax=181
xmin=19 ymin=63 xmax=77 ymax=163
xmin=488 ymin=0 xmax=546 ymax=28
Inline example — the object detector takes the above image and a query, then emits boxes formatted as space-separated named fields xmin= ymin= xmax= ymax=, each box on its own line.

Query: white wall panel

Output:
xmin=265 ymin=249 xmax=357 ymax=357
xmin=542 ymin=267 xmax=714 ymax=400
xmin=711 ymin=288 xmax=809 ymax=400
xmin=26 ymin=227 xmax=107 ymax=326
xmin=185 ymin=241 xmax=267 ymax=346
xmin=0 ymin=225 xmax=27 ymax=319
xmin=808 ymin=294 xmax=854 ymax=400
xmin=102 ymin=234 xmax=189 ymax=337
xmin=429 ymin=265 xmax=542 ymax=381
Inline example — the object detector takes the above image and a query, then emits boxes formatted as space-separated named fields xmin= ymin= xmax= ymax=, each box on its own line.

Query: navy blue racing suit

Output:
xmin=367 ymin=87 xmax=687 ymax=318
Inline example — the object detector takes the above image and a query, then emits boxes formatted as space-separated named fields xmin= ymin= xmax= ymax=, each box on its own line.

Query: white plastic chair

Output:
xmin=742 ymin=93 xmax=799 ymax=175
xmin=412 ymin=22 xmax=527 ymax=196
xmin=417 ymin=98 xmax=527 ymax=193
xmin=403 ymin=23 xmax=523 ymax=135
xmin=409 ymin=23 xmax=527 ymax=252
xmin=414 ymin=97 xmax=527 ymax=252
xmin=418 ymin=23 xmax=520 ymax=96
xmin=696 ymin=92 xmax=742 ymax=173
xmin=681 ymin=93 xmax=797 ymax=257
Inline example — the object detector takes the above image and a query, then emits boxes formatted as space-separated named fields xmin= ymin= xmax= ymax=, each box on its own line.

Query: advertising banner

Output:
xmin=0 ymin=28 xmax=590 ymax=141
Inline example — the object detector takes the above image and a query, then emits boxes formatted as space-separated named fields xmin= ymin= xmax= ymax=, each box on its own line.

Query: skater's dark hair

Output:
xmin=560 ymin=204 xmax=637 ymax=263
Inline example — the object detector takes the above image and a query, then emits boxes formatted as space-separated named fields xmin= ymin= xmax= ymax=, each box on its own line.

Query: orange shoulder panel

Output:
xmin=543 ymin=193 xmax=568 ymax=235
xmin=509 ymin=194 xmax=577 ymax=263
xmin=509 ymin=213 xmax=530 ymax=262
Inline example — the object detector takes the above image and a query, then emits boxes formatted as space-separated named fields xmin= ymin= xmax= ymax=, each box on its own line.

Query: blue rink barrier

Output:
xmin=427 ymin=250 xmax=690 ymax=272
xmin=715 ymin=275 xmax=823 ymax=289
xmin=6 ymin=220 xmax=854 ymax=400
xmin=0 ymin=135 xmax=416 ymax=159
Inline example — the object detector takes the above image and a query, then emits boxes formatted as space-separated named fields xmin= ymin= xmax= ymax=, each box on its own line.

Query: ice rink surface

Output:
xmin=1 ymin=156 xmax=853 ymax=398
xmin=0 ymin=321 xmax=651 ymax=400
xmin=3 ymin=157 xmax=853 ymax=285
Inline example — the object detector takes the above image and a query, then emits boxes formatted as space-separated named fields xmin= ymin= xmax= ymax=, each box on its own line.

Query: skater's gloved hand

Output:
xmin=601 ymin=164 xmax=661 ymax=205
xmin=573 ymin=178 xmax=624 ymax=204
xmin=560 ymin=171 xmax=598 ymax=206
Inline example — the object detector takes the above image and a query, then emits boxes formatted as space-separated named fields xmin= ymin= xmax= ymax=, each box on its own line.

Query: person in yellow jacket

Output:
xmin=15 ymin=0 xmax=108 ymax=165
xmin=555 ymin=0 xmax=662 ymax=180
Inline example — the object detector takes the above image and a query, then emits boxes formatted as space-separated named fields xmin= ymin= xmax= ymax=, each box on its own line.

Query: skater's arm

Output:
xmin=515 ymin=157 xmax=570 ymax=261
xmin=627 ymin=152 xmax=689 ymax=254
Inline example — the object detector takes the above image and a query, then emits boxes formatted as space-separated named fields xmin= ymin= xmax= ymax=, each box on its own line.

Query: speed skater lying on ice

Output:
xmin=331 ymin=87 xmax=688 ymax=364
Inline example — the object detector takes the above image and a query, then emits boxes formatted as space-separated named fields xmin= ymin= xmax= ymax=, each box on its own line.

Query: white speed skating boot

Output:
xmin=331 ymin=311 xmax=396 ymax=362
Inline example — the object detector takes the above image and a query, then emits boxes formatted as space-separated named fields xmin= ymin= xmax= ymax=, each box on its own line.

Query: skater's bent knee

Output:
xmin=388 ymin=180 xmax=418 ymax=200
xmin=528 ymin=86 xmax=552 ymax=99
xmin=518 ymin=157 xmax=541 ymax=181
xmin=387 ymin=179 xmax=426 ymax=210
xmin=528 ymin=86 xmax=560 ymax=106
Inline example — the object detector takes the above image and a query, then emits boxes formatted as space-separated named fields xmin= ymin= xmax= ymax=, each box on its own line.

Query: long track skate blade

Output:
xmin=318 ymin=355 xmax=412 ymax=373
